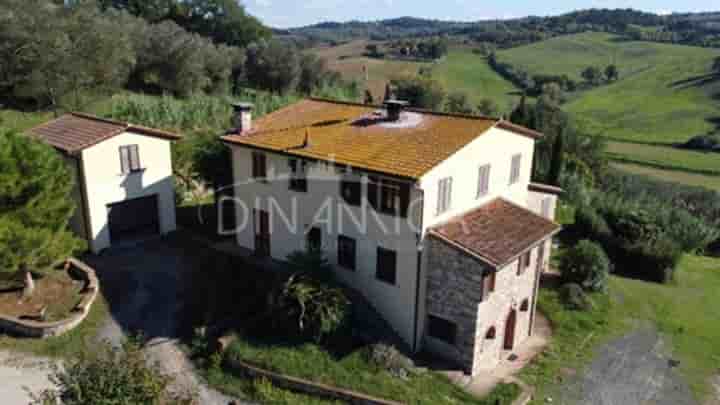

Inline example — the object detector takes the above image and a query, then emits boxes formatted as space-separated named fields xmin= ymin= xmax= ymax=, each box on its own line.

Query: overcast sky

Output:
xmin=241 ymin=0 xmax=711 ymax=28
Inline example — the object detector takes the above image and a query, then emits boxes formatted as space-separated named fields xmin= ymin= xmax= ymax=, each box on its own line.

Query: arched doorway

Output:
xmin=504 ymin=309 xmax=517 ymax=350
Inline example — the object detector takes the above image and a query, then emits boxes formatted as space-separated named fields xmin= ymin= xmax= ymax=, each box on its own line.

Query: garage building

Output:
xmin=29 ymin=113 xmax=180 ymax=253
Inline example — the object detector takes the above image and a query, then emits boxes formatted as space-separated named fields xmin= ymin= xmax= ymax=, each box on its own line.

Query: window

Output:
xmin=427 ymin=315 xmax=457 ymax=345
xmin=119 ymin=145 xmax=141 ymax=174
xmin=476 ymin=164 xmax=491 ymax=198
xmin=306 ymin=227 xmax=322 ymax=252
xmin=376 ymin=247 xmax=397 ymax=285
xmin=509 ymin=153 xmax=522 ymax=185
xmin=337 ymin=235 xmax=356 ymax=270
xmin=485 ymin=326 xmax=496 ymax=340
xmin=252 ymin=152 xmax=267 ymax=180
xmin=541 ymin=197 xmax=552 ymax=219
xmin=520 ymin=299 xmax=530 ymax=312
xmin=288 ymin=159 xmax=307 ymax=192
xmin=368 ymin=176 xmax=410 ymax=217
xmin=436 ymin=177 xmax=453 ymax=215
xmin=340 ymin=179 xmax=361 ymax=206
xmin=483 ymin=271 xmax=496 ymax=299
xmin=517 ymin=250 xmax=532 ymax=275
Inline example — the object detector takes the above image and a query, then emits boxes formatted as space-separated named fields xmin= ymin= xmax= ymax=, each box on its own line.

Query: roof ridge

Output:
xmin=307 ymin=97 xmax=499 ymax=121
xmin=69 ymin=112 xmax=129 ymax=128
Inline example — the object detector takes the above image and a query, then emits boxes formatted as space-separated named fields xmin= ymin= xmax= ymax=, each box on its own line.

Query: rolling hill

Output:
xmin=498 ymin=32 xmax=720 ymax=144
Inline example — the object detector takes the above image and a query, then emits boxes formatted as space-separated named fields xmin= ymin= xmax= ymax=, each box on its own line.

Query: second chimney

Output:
xmin=384 ymin=99 xmax=408 ymax=122
xmin=232 ymin=102 xmax=254 ymax=133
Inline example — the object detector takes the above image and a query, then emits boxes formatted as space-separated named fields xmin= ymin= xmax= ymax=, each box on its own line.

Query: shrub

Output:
xmin=559 ymin=240 xmax=611 ymax=292
xmin=366 ymin=343 xmax=415 ymax=377
xmin=31 ymin=338 xmax=196 ymax=405
xmin=573 ymin=204 xmax=611 ymax=242
xmin=682 ymin=133 xmax=720 ymax=152
xmin=559 ymin=283 xmax=593 ymax=311
xmin=267 ymin=270 xmax=351 ymax=343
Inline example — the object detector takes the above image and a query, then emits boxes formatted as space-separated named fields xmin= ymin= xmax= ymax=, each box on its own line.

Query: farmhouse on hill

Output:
xmin=222 ymin=98 xmax=561 ymax=375
xmin=29 ymin=113 xmax=180 ymax=253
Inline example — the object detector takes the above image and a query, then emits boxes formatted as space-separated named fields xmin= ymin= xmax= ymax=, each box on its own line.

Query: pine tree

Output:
xmin=0 ymin=130 xmax=85 ymax=297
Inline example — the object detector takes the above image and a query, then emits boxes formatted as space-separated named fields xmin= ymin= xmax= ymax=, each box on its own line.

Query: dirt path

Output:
xmin=0 ymin=350 xmax=58 ymax=404
xmin=555 ymin=327 xmax=697 ymax=405
xmin=88 ymin=240 xmax=249 ymax=405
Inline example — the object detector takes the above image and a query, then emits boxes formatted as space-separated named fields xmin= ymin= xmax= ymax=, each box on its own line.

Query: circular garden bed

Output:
xmin=0 ymin=259 xmax=99 ymax=338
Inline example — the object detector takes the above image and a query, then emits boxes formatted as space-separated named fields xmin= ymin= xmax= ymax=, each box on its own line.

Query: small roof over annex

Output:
xmin=429 ymin=198 xmax=561 ymax=268
xmin=221 ymin=98 xmax=542 ymax=180
xmin=29 ymin=113 xmax=181 ymax=155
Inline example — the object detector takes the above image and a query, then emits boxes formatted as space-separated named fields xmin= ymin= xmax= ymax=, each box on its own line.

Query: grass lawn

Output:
xmin=0 ymin=292 xmax=110 ymax=359
xmin=432 ymin=49 xmax=520 ymax=110
xmin=606 ymin=141 xmax=720 ymax=176
xmin=219 ymin=336 xmax=520 ymax=405
xmin=609 ymin=255 xmax=720 ymax=398
xmin=498 ymin=32 xmax=720 ymax=144
xmin=611 ymin=162 xmax=720 ymax=191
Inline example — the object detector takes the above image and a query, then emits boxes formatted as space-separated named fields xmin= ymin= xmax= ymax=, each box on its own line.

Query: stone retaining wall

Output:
xmin=224 ymin=356 xmax=404 ymax=405
xmin=0 ymin=258 xmax=100 ymax=338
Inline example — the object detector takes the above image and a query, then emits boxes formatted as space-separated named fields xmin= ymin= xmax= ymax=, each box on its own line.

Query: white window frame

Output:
xmin=510 ymin=153 xmax=522 ymax=185
xmin=476 ymin=164 xmax=491 ymax=198
xmin=436 ymin=177 xmax=453 ymax=215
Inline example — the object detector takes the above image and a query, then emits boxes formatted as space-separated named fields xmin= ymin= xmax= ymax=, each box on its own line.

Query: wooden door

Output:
xmin=254 ymin=209 xmax=270 ymax=258
xmin=504 ymin=309 xmax=517 ymax=350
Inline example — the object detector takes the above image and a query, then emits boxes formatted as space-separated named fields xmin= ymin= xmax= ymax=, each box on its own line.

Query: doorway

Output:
xmin=504 ymin=309 xmax=517 ymax=350
xmin=254 ymin=209 xmax=270 ymax=258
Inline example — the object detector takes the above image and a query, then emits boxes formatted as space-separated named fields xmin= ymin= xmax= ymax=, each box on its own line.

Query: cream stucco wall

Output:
xmin=227 ymin=124 xmax=546 ymax=354
xmin=416 ymin=126 xmax=537 ymax=350
xmin=229 ymin=146 xmax=422 ymax=346
xmin=80 ymin=131 xmax=176 ymax=253
xmin=419 ymin=126 xmax=535 ymax=233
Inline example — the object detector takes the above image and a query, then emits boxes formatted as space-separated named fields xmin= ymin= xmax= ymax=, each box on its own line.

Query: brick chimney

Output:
xmin=231 ymin=102 xmax=253 ymax=134
xmin=384 ymin=99 xmax=409 ymax=122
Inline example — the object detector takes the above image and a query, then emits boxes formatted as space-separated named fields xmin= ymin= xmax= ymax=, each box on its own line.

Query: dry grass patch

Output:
xmin=0 ymin=270 xmax=83 ymax=322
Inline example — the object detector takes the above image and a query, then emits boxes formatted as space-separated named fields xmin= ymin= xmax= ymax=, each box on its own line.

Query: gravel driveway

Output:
xmin=555 ymin=327 xmax=697 ymax=405
xmin=86 ymin=238 xmax=249 ymax=405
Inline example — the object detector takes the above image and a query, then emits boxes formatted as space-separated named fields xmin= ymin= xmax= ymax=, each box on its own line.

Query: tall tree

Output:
xmin=605 ymin=64 xmax=619 ymax=82
xmin=244 ymin=40 xmax=300 ymax=94
xmin=548 ymin=127 xmax=565 ymax=186
xmin=509 ymin=94 xmax=533 ymax=127
xmin=0 ymin=130 xmax=84 ymax=297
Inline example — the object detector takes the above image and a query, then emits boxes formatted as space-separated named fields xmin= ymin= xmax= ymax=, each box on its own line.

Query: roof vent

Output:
xmin=384 ymin=99 xmax=409 ymax=122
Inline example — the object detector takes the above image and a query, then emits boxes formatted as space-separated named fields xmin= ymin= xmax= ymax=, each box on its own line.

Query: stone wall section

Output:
xmin=424 ymin=236 xmax=549 ymax=375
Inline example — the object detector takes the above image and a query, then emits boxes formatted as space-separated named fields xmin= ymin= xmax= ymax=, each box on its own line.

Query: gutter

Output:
xmin=411 ymin=184 xmax=424 ymax=353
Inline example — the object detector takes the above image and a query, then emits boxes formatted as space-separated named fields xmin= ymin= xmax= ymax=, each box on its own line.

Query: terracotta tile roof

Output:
xmin=29 ymin=113 xmax=180 ymax=154
xmin=429 ymin=198 xmax=561 ymax=268
xmin=222 ymin=98 xmax=541 ymax=180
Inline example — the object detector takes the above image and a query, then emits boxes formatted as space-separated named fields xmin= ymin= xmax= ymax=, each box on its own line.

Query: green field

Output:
xmin=607 ymin=141 xmax=720 ymax=176
xmin=612 ymin=162 xmax=720 ymax=191
xmin=498 ymin=32 xmax=720 ymax=145
xmin=433 ymin=49 xmax=520 ymax=110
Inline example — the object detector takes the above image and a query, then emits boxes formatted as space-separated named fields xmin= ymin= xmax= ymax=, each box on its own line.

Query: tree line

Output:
xmin=0 ymin=0 xmax=354 ymax=114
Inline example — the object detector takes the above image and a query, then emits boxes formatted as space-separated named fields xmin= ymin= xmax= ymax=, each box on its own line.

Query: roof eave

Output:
xmin=221 ymin=135 xmax=421 ymax=182
xmin=495 ymin=120 xmax=544 ymax=139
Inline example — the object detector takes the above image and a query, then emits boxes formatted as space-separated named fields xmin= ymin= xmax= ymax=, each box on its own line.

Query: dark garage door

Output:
xmin=107 ymin=195 xmax=160 ymax=243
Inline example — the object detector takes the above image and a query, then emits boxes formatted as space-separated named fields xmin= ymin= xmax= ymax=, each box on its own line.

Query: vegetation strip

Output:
xmin=224 ymin=356 xmax=405 ymax=405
